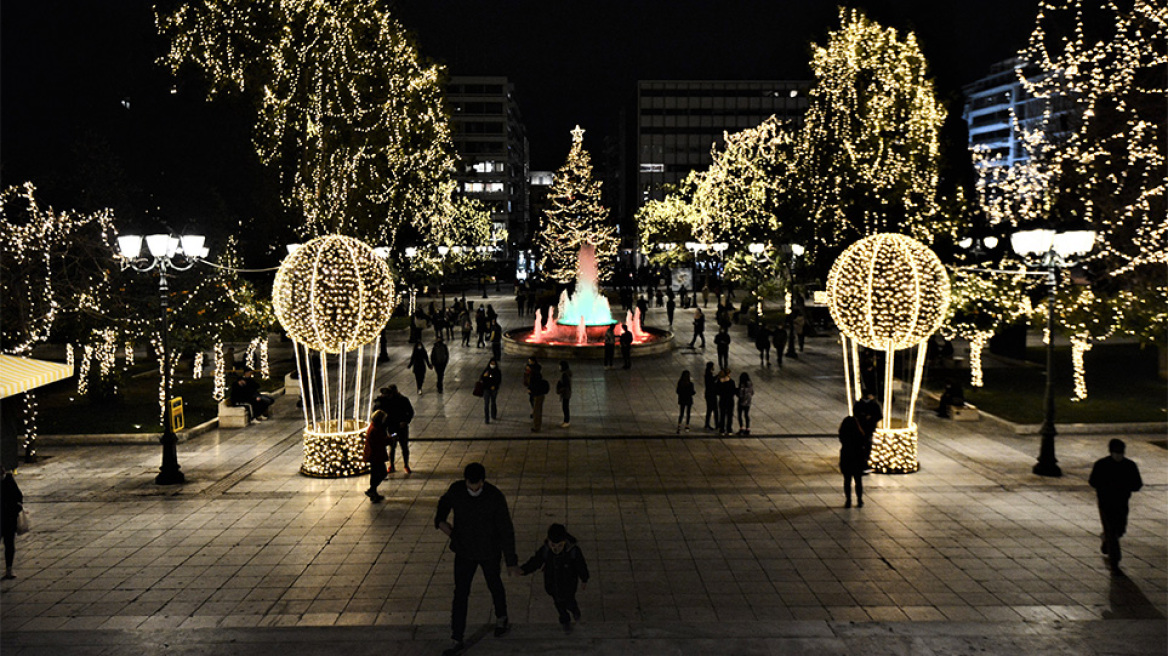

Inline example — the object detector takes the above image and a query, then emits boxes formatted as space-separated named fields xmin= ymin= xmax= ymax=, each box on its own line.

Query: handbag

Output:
xmin=15 ymin=510 xmax=30 ymax=535
xmin=472 ymin=380 xmax=484 ymax=397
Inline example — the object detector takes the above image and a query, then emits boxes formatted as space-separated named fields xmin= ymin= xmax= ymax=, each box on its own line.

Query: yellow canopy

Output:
xmin=0 ymin=354 xmax=74 ymax=399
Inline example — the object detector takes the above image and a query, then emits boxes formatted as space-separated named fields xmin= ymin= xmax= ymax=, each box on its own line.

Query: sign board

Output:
xmin=170 ymin=397 xmax=185 ymax=432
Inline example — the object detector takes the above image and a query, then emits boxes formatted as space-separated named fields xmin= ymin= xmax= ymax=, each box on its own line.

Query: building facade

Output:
xmin=447 ymin=76 xmax=529 ymax=257
xmin=962 ymin=57 xmax=1073 ymax=168
xmin=636 ymin=80 xmax=811 ymax=207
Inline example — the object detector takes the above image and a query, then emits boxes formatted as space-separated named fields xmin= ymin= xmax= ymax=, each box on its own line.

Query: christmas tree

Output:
xmin=536 ymin=126 xmax=618 ymax=282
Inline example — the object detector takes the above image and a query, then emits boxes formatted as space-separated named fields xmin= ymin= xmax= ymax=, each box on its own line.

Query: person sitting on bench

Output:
xmin=230 ymin=368 xmax=274 ymax=421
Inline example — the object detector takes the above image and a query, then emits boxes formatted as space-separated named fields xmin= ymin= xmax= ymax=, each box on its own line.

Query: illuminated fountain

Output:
xmin=504 ymin=244 xmax=673 ymax=359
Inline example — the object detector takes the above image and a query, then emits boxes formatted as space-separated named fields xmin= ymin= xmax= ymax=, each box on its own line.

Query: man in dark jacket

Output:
xmin=430 ymin=336 xmax=450 ymax=393
xmin=229 ymin=369 xmax=273 ymax=420
xmin=382 ymin=385 xmax=414 ymax=474
xmin=435 ymin=463 xmax=519 ymax=655
xmin=1089 ymin=439 xmax=1143 ymax=575
xmin=520 ymin=523 xmax=590 ymax=632
xmin=619 ymin=324 xmax=634 ymax=369
xmin=714 ymin=327 xmax=731 ymax=371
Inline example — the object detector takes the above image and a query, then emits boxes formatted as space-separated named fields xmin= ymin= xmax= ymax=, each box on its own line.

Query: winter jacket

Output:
xmin=481 ymin=365 xmax=501 ymax=392
xmin=430 ymin=342 xmax=450 ymax=371
xmin=676 ymin=379 xmax=696 ymax=405
xmin=737 ymin=383 xmax=754 ymax=409
xmin=838 ymin=416 xmax=871 ymax=475
xmin=1089 ymin=457 xmax=1143 ymax=506
xmin=714 ymin=331 xmax=731 ymax=352
xmin=557 ymin=370 xmax=572 ymax=399
xmin=362 ymin=422 xmax=391 ymax=463
xmin=435 ymin=481 xmax=518 ymax=565
xmin=408 ymin=346 xmax=431 ymax=372
xmin=0 ymin=473 xmax=23 ymax=534
xmin=520 ymin=535 xmax=590 ymax=600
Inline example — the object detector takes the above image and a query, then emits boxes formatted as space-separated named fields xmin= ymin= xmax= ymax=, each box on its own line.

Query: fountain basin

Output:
xmin=504 ymin=326 xmax=675 ymax=360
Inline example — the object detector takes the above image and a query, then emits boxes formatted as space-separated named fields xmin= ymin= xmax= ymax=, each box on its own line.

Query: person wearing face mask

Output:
xmin=480 ymin=359 xmax=501 ymax=424
xmin=435 ymin=462 xmax=520 ymax=655
xmin=520 ymin=522 xmax=590 ymax=633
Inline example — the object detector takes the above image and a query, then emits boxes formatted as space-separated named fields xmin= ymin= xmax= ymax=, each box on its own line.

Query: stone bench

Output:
xmin=951 ymin=404 xmax=980 ymax=421
xmin=218 ymin=400 xmax=253 ymax=428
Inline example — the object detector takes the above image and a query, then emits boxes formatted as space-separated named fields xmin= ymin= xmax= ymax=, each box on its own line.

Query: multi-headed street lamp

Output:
xmin=1010 ymin=228 xmax=1097 ymax=477
xmin=116 ymin=232 xmax=209 ymax=485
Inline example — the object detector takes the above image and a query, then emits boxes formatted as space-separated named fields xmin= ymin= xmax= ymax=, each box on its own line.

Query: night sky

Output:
xmin=1 ymin=0 xmax=1040 ymax=243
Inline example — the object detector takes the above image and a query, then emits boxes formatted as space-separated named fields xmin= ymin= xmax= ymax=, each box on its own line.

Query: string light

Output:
xmin=826 ymin=234 xmax=950 ymax=352
xmin=943 ymin=269 xmax=1036 ymax=388
xmin=536 ymin=126 xmax=618 ymax=282
xmin=300 ymin=419 xmax=369 ymax=478
xmin=797 ymin=8 xmax=949 ymax=253
xmin=828 ymin=234 xmax=949 ymax=475
xmin=124 ymin=342 xmax=135 ymax=368
xmin=193 ymin=352 xmax=204 ymax=380
xmin=272 ymin=235 xmax=395 ymax=354
xmin=157 ymin=0 xmax=462 ymax=247
xmin=213 ymin=343 xmax=226 ymax=401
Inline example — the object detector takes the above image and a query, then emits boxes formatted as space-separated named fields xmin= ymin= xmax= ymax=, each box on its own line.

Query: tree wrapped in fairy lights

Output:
xmin=158 ymin=0 xmax=460 ymax=246
xmin=535 ymin=126 xmax=617 ymax=282
xmin=796 ymin=8 xmax=949 ymax=254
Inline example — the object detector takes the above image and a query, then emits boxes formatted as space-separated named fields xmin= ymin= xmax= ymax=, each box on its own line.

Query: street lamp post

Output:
xmin=116 ymin=232 xmax=208 ymax=485
xmin=437 ymin=245 xmax=450 ymax=309
xmin=1010 ymin=228 xmax=1097 ymax=478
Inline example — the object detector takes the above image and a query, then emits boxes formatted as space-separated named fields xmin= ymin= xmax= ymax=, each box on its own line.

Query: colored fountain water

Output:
xmin=504 ymin=244 xmax=673 ymax=359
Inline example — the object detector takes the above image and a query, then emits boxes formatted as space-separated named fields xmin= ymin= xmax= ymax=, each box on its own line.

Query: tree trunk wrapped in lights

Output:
xmin=272 ymin=235 xmax=395 ymax=477
xmin=535 ymin=126 xmax=618 ymax=282
xmin=828 ymin=234 xmax=950 ymax=474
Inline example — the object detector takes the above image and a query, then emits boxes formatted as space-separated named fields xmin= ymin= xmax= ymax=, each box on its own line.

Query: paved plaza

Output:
xmin=1 ymin=291 xmax=1165 ymax=655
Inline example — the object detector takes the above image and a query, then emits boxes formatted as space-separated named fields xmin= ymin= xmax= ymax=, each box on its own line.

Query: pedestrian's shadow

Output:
xmin=1103 ymin=572 xmax=1167 ymax=619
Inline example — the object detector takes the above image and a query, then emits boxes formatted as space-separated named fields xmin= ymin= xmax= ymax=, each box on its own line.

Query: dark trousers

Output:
xmin=2 ymin=527 xmax=13 ymax=569
xmin=435 ymin=366 xmax=446 ymax=393
xmin=561 ymin=397 xmax=570 ymax=423
xmin=484 ymin=389 xmax=498 ymax=422
xmin=717 ymin=348 xmax=729 ymax=371
xmin=737 ymin=405 xmax=750 ymax=430
xmin=603 ymin=344 xmax=615 ymax=367
xmin=1099 ymin=500 xmax=1129 ymax=568
xmin=677 ymin=403 xmax=691 ymax=425
xmin=553 ymin=595 xmax=581 ymax=625
xmin=843 ymin=473 xmax=863 ymax=503
xmin=758 ymin=346 xmax=770 ymax=365
xmin=368 ymin=461 xmax=387 ymax=492
xmin=690 ymin=330 xmax=705 ymax=348
xmin=492 ymin=342 xmax=502 ymax=361
xmin=389 ymin=430 xmax=410 ymax=469
xmin=719 ymin=400 xmax=734 ymax=433
xmin=477 ymin=331 xmax=486 ymax=347
xmin=413 ymin=369 xmax=426 ymax=392
xmin=451 ymin=555 xmax=508 ymax=641
xmin=621 ymin=345 xmax=632 ymax=369
xmin=462 ymin=330 xmax=471 ymax=346
xmin=705 ymin=397 xmax=719 ymax=428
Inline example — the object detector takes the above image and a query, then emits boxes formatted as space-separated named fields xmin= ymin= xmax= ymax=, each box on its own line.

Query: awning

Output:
xmin=0 ymin=354 xmax=74 ymax=399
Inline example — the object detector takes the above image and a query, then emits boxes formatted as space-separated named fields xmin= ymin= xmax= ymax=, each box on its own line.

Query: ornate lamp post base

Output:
xmin=155 ymin=429 xmax=186 ymax=485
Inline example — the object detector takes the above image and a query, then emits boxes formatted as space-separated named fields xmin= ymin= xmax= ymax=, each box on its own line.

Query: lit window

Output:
xmin=640 ymin=163 xmax=665 ymax=173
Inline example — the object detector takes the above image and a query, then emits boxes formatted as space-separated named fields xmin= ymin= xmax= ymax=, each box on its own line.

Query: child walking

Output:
xmin=520 ymin=523 xmax=590 ymax=632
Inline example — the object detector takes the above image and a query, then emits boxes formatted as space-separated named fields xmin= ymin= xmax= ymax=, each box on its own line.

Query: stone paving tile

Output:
xmin=2 ymin=291 xmax=1166 ymax=654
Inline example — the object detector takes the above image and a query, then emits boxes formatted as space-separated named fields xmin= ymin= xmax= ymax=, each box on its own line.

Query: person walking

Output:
xmin=854 ymin=392 xmax=882 ymax=438
xmin=838 ymin=407 xmax=871 ymax=508
xmin=676 ymin=370 xmax=695 ymax=433
xmin=714 ymin=327 xmax=731 ymax=371
xmin=519 ymin=523 xmax=590 ymax=633
xmin=1 ymin=467 xmax=23 ymax=580
xmin=475 ymin=307 xmax=487 ymax=348
xmin=771 ymin=324 xmax=786 ymax=369
xmin=489 ymin=319 xmax=503 ymax=362
xmin=435 ymin=463 xmax=520 ymax=656
xmin=689 ymin=309 xmax=706 ymax=349
xmin=736 ymin=372 xmax=754 ymax=435
xmin=703 ymin=362 xmax=719 ymax=430
xmin=1089 ymin=439 xmax=1143 ymax=575
xmin=362 ymin=410 xmax=391 ymax=502
xmin=666 ymin=295 xmax=676 ymax=328
xmin=516 ymin=288 xmax=527 ymax=316
xmin=461 ymin=312 xmax=473 ymax=347
xmin=603 ymin=325 xmax=616 ymax=369
xmin=794 ymin=310 xmax=807 ymax=352
xmin=407 ymin=341 xmax=432 ymax=395
xmin=529 ymin=361 xmax=549 ymax=432
xmin=431 ymin=335 xmax=450 ymax=394
xmin=382 ymin=385 xmax=414 ymax=474
xmin=714 ymin=369 xmax=737 ymax=435
xmin=481 ymin=359 xmax=501 ymax=424
xmin=556 ymin=361 xmax=572 ymax=428
xmin=755 ymin=323 xmax=771 ymax=366
xmin=619 ymin=324 xmax=634 ymax=369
